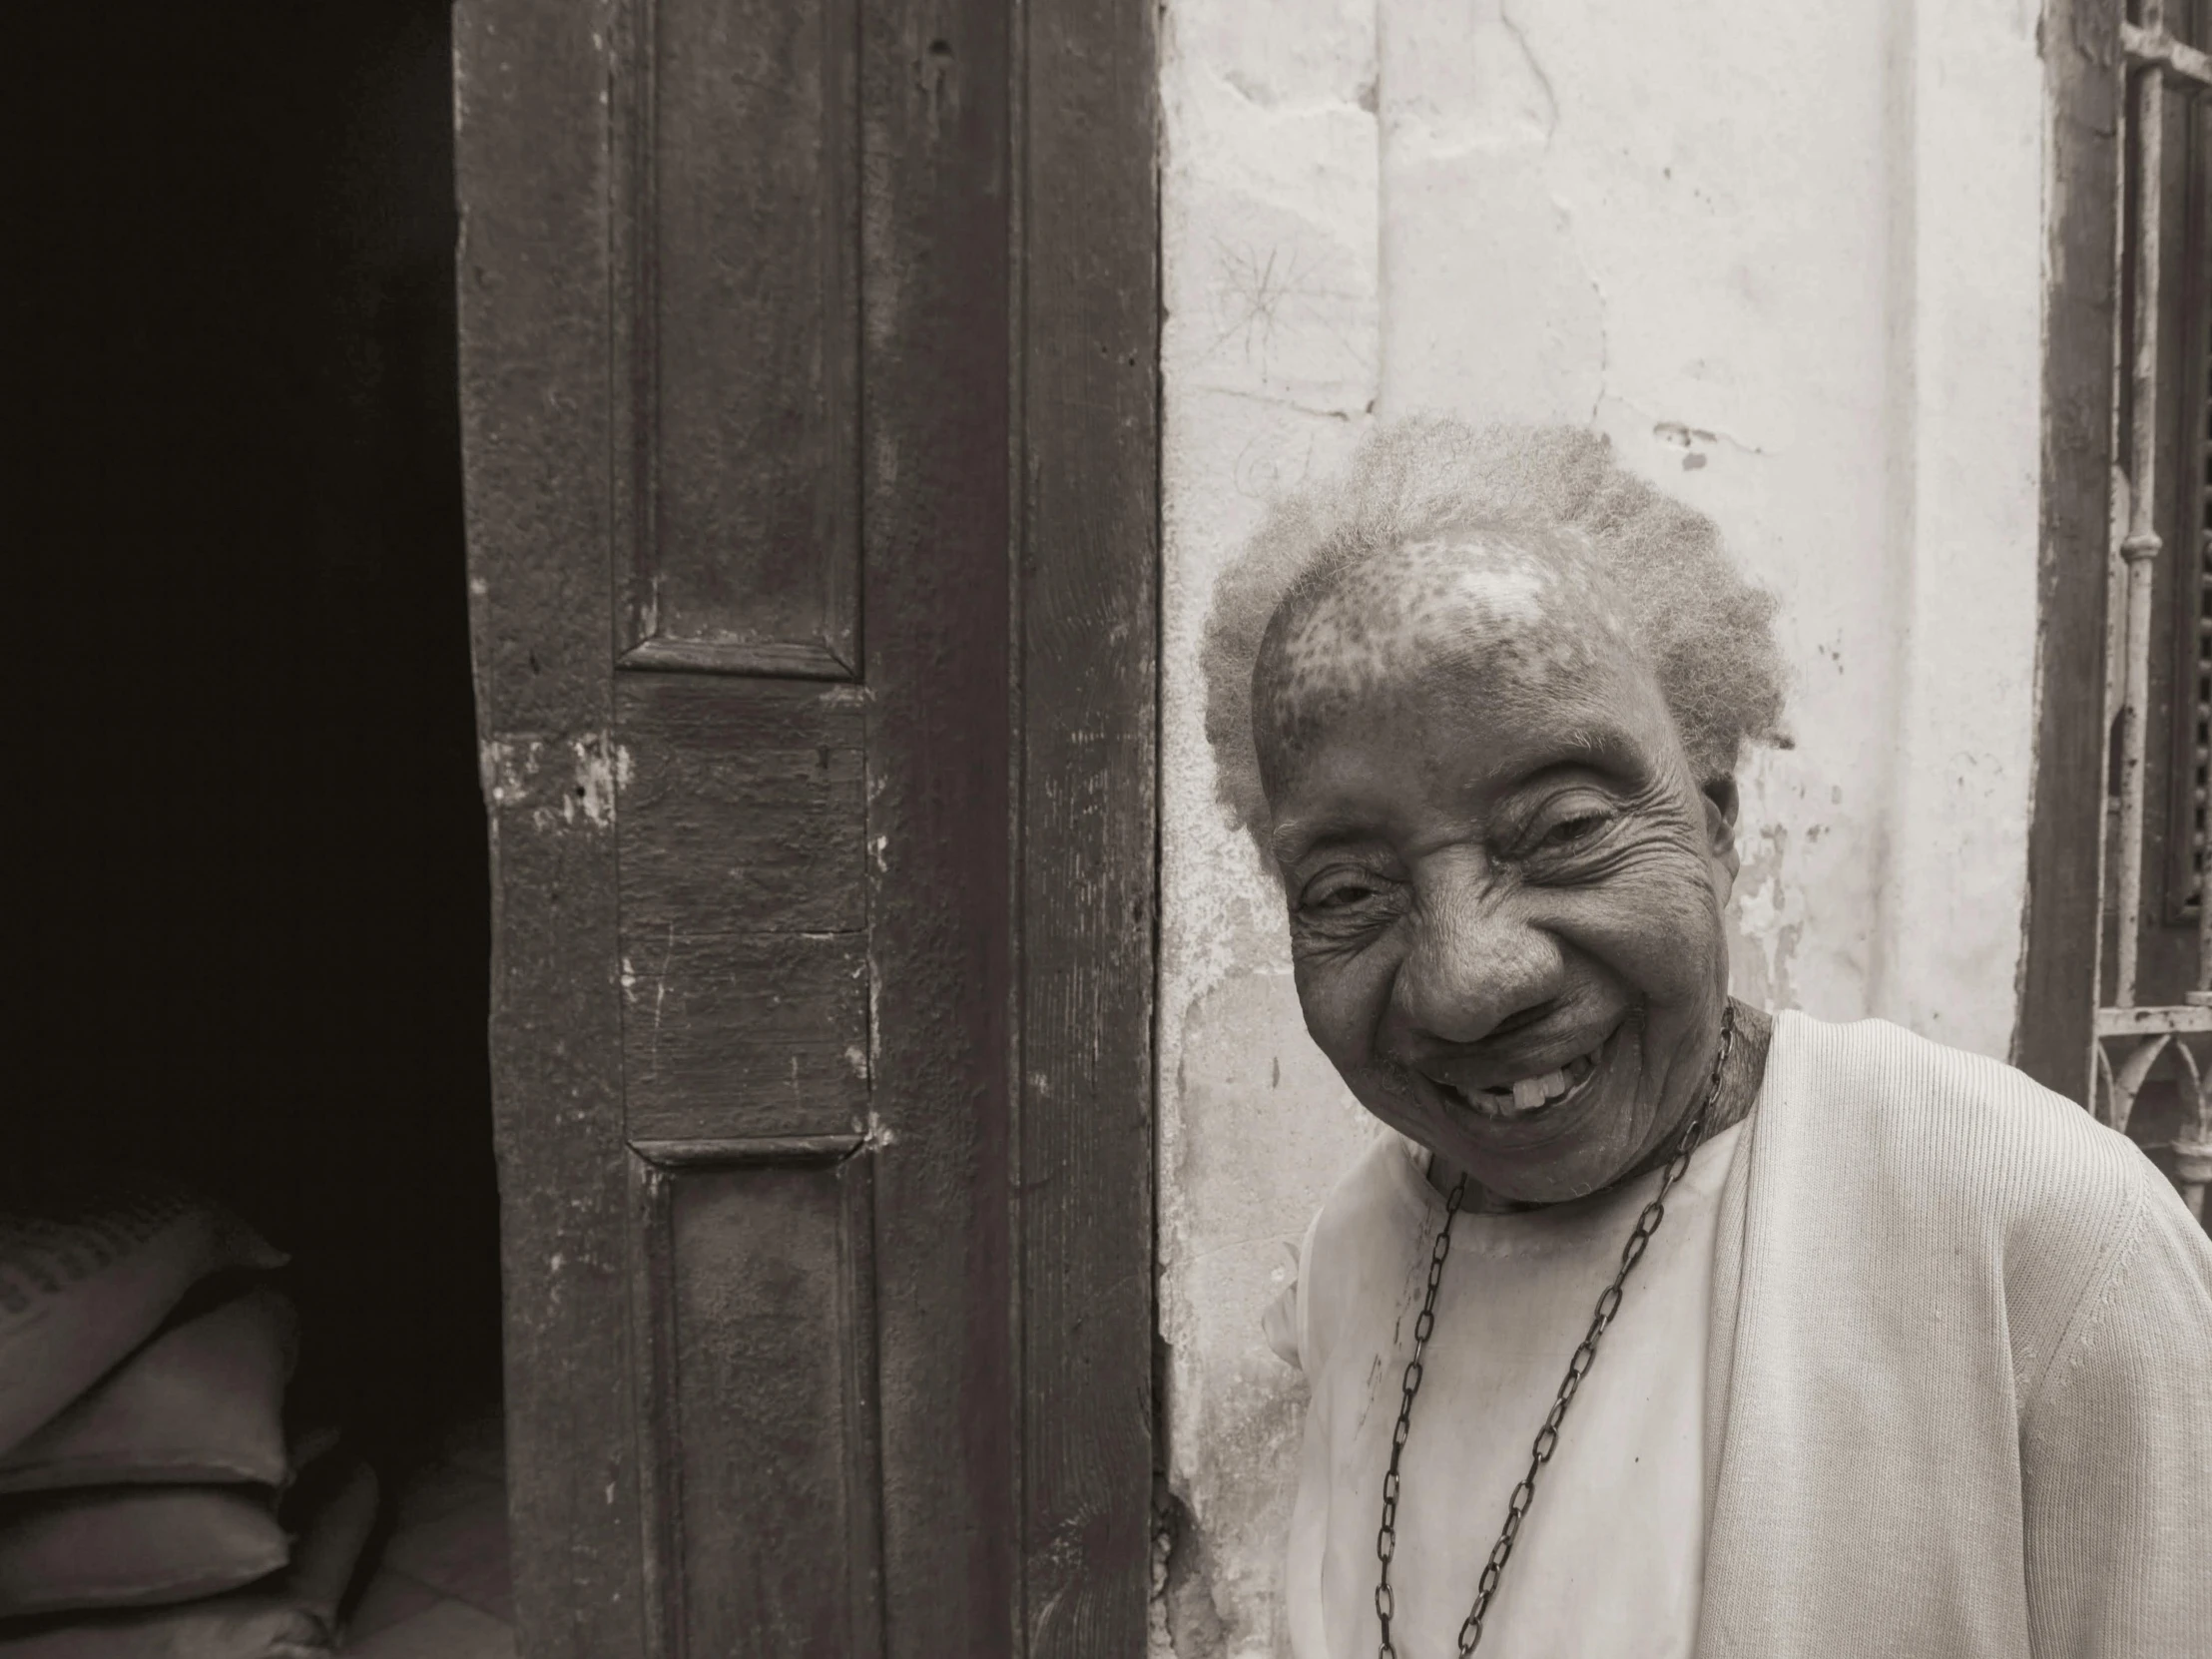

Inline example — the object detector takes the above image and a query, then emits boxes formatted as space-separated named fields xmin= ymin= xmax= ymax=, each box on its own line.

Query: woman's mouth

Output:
xmin=1433 ymin=1039 xmax=1606 ymax=1123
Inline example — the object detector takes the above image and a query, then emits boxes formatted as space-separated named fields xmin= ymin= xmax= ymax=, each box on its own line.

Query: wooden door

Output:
xmin=452 ymin=2 xmax=1158 ymax=1654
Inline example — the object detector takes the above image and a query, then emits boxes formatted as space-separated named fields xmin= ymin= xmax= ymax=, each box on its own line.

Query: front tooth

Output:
xmin=1538 ymin=1069 xmax=1569 ymax=1100
xmin=1511 ymin=1076 xmax=1546 ymax=1112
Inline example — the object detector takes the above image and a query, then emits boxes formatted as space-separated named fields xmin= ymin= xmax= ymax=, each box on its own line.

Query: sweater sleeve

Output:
xmin=2019 ymin=1154 xmax=2212 ymax=1658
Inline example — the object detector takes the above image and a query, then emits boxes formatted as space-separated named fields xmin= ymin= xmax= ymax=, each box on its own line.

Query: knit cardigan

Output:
xmin=1694 ymin=1011 xmax=2212 ymax=1656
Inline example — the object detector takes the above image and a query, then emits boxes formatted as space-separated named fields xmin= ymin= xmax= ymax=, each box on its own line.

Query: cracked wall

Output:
xmin=1156 ymin=1 xmax=2046 ymax=1653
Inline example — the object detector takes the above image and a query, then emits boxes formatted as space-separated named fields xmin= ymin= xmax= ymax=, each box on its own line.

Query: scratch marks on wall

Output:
xmin=1376 ymin=0 xmax=1606 ymax=423
xmin=1495 ymin=0 xmax=1558 ymax=138
xmin=1164 ymin=1 xmax=1379 ymax=420
xmin=1206 ymin=239 xmax=1369 ymax=402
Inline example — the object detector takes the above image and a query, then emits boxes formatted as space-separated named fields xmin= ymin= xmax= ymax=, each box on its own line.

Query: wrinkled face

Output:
xmin=1255 ymin=534 xmax=1738 ymax=1203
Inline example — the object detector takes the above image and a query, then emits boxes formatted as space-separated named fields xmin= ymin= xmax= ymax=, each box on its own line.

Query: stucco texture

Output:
xmin=1154 ymin=1 xmax=2046 ymax=1653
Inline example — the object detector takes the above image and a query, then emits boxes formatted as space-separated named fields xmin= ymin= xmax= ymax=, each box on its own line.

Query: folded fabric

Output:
xmin=0 ymin=1456 xmax=379 ymax=1658
xmin=0 ymin=1173 xmax=285 ymax=1455
xmin=0 ymin=1284 xmax=296 ymax=1495
xmin=0 ymin=1486 xmax=288 ymax=1619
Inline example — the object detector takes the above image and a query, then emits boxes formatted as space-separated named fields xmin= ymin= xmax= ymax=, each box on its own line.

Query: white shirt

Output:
xmin=1276 ymin=1117 xmax=1746 ymax=1659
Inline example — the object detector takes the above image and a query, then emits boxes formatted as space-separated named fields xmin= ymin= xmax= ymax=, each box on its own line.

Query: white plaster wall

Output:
xmin=1154 ymin=1 xmax=2047 ymax=1652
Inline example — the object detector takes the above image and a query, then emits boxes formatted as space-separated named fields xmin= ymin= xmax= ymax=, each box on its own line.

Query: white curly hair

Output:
xmin=1201 ymin=416 xmax=1789 ymax=852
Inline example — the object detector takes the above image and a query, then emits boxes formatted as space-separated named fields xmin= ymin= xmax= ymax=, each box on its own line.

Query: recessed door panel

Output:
xmin=635 ymin=1148 xmax=878 ymax=1656
xmin=617 ymin=675 xmax=869 ymax=1139
xmin=630 ymin=0 xmax=859 ymax=676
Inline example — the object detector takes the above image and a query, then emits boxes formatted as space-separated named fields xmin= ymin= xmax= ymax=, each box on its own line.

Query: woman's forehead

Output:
xmin=1263 ymin=695 xmax=1665 ymax=863
xmin=1285 ymin=671 xmax=1655 ymax=788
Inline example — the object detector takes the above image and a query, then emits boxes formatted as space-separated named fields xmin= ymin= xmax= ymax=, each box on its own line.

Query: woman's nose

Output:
xmin=1390 ymin=867 xmax=1562 ymax=1045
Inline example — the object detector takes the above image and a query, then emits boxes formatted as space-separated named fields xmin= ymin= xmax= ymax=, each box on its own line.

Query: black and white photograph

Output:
xmin=10 ymin=2 xmax=2211 ymax=1656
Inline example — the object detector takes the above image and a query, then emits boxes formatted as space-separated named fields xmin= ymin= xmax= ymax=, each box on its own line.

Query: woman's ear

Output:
xmin=1702 ymin=777 xmax=1742 ymax=902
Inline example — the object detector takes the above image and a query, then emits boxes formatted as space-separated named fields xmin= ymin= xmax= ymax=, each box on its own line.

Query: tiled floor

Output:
xmin=342 ymin=1410 xmax=514 ymax=1658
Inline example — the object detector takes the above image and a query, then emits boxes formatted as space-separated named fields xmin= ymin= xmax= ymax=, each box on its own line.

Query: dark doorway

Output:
xmin=17 ymin=0 xmax=498 ymax=1467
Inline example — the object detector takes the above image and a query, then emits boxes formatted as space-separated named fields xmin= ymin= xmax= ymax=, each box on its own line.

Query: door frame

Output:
xmin=2017 ymin=0 xmax=2122 ymax=1101
xmin=1006 ymin=0 xmax=1161 ymax=1644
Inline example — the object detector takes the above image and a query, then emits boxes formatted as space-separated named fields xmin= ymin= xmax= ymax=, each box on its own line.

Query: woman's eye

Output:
xmin=1540 ymin=813 xmax=1608 ymax=848
xmin=1303 ymin=875 xmax=1385 ymax=913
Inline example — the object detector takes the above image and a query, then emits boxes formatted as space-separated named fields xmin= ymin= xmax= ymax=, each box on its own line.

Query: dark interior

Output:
xmin=17 ymin=0 xmax=499 ymax=1464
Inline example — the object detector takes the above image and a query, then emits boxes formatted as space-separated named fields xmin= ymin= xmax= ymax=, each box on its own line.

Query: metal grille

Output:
xmin=2193 ymin=339 xmax=2212 ymax=904
xmin=2095 ymin=1 xmax=2212 ymax=1218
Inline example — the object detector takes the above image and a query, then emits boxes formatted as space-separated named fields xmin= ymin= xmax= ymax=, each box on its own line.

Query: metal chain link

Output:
xmin=1374 ymin=1005 xmax=1737 ymax=1658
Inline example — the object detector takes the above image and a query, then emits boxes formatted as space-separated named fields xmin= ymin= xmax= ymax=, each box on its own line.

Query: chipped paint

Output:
xmin=564 ymin=734 xmax=628 ymax=828
xmin=479 ymin=736 xmax=544 ymax=808
xmin=480 ymin=732 xmax=630 ymax=834
xmin=1728 ymin=812 xmax=1807 ymax=1014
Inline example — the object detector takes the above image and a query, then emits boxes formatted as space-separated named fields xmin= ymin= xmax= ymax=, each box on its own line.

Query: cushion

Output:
xmin=0 ymin=1285 xmax=296 ymax=1494
xmin=0 ymin=1485 xmax=289 ymax=1618
xmin=0 ymin=1456 xmax=378 ymax=1657
xmin=0 ymin=1174 xmax=285 ymax=1456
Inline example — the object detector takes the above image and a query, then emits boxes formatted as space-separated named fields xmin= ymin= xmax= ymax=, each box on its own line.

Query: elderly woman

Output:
xmin=1204 ymin=420 xmax=2212 ymax=1658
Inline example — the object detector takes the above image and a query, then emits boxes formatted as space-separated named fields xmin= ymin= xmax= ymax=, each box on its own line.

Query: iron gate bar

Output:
xmin=2123 ymin=19 xmax=2212 ymax=85
xmin=2098 ymin=0 xmax=2212 ymax=1217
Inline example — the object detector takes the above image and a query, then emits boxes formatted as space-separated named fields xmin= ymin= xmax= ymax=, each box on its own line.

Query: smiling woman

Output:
xmin=1210 ymin=422 xmax=1785 ymax=1208
xmin=1203 ymin=419 xmax=2212 ymax=1659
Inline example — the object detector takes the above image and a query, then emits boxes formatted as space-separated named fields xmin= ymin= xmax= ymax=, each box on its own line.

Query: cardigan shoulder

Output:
xmin=2014 ymin=1121 xmax=2212 ymax=1652
xmin=1763 ymin=1011 xmax=2148 ymax=1403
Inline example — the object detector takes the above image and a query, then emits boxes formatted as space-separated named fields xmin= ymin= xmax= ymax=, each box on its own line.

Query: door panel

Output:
xmin=614 ymin=679 xmax=866 ymax=935
xmin=633 ymin=1145 xmax=879 ymax=1656
xmin=619 ymin=929 xmax=868 ymax=1140
xmin=632 ymin=0 xmax=860 ymax=675
xmin=458 ymin=0 xmax=1156 ymax=1651
xmin=616 ymin=677 xmax=868 ymax=1141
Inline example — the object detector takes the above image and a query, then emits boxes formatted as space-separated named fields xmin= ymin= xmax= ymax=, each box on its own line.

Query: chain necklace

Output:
xmin=1373 ymin=1005 xmax=1737 ymax=1659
